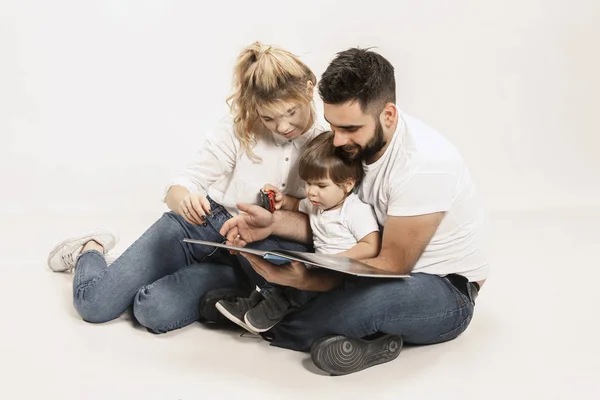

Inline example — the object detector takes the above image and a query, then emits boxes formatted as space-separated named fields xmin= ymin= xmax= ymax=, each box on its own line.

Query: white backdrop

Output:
xmin=2 ymin=3 xmax=600 ymax=396
xmin=2 ymin=0 xmax=599 ymax=220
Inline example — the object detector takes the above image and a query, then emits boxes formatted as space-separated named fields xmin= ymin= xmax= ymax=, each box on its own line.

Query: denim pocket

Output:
xmin=443 ymin=277 xmax=471 ymax=308
xmin=185 ymin=202 xmax=233 ymax=263
xmin=202 ymin=199 xmax=233 ymax=237
xmin=203 ymin=212 xmax=230 ymax=236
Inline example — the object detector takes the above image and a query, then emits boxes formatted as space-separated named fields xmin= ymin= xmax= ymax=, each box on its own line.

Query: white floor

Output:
xmin=1 ymin=209 xmax=599 ymax=399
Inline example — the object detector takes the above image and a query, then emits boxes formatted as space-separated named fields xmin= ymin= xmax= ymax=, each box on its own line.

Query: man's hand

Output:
xmin=240 ymin=253 xmax=310 ymax=289
xmin=241 ymin=253 xmax=344 ymax=292
xmin=220 ymin=203 xmax=275 ymax=247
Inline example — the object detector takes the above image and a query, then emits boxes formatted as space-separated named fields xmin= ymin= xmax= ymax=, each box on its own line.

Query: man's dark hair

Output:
xmin=318 ymin=48 xmax=396 ymax=113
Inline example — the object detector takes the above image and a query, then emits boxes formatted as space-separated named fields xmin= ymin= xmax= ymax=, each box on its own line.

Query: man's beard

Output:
xmin=336 ymin=120 xmax=387 ymax=162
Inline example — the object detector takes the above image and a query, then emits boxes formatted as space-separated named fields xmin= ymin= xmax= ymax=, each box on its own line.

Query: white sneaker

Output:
xmin=47 ymin=229 xmax=119 ymax=272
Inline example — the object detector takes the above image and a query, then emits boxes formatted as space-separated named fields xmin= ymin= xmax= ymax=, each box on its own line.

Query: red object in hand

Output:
xmin=260 ymin=190 xmax=277 ymax=213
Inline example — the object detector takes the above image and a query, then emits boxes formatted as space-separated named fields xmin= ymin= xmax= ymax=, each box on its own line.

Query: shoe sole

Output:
xmin=311 ymin=334 xmax=403 ymax=376
xmin=244 ymin=314 xmax=276 ymax=333
xmin=215 ymin=302 xmax=259 ymax=334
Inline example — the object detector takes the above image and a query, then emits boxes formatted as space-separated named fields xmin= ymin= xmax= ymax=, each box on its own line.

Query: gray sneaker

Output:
xmin=215 ymin=290 xmax=264 ymax=333
xmin=244 ymin=290 xmax=293 ymax=332
xmin=199 ymin=287 xmax=252 ymax=325
xmin=47 ymin=229 xmax=119 ymax=272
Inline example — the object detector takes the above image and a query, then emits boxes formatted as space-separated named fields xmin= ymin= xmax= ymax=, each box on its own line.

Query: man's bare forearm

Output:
xmin=271 ymin=210 xmax=312 ymax=244
xmin=361 ymin=255 xmax=413 ymax=275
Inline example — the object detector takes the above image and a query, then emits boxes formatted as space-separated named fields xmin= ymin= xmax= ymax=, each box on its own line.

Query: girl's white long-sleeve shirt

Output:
xmin=166 ymin=115 xmax=324 ymax=216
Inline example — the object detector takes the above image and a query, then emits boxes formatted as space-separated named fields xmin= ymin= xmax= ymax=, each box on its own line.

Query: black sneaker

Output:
xmin=199 ymin=288 xmax=250 ymax=325
xmin=244 ymin=290 xmax=292 ymax=332
xmin=310 ymin=334 xmax=403 ymax=376
xmin=215 ymin=290 xmax=264 ymax=332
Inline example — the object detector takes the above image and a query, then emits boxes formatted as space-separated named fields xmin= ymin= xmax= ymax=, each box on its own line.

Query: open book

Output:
xmin=183 ymin=238 xmax=410 ymax=279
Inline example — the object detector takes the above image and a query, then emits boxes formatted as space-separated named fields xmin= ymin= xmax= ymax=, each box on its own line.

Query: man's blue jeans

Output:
xmin=266 ymin=273 xmax=476 ymax=351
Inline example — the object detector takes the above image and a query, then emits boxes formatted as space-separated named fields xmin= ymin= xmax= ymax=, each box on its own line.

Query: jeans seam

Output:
xmin=385 ymin=304 xmax=472 ymax=324
xmin=155 ymin=312 xmax=199 ymax=333
xmin=75 ymin=251 xmax=111 ymax=295
xmin=426 ymin=314 xmax=473 ymax=344
xmin=442 ymin=277 xmax=473 ymax=307
xmin=333 ymin=307 xmax=471 ymax=340
xmin=77 ymin=265 xmax=110 ymax=291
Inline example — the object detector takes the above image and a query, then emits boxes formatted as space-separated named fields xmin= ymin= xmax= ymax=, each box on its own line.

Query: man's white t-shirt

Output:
xmin=357 ymin=111 xmax=490 ymax=281
xmin=298 ymin=193 xmax=379 ymax=255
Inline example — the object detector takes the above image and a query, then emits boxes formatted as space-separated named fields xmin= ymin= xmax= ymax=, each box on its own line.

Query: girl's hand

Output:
xmin=179 ymin=192 xmax=211 ymax=225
